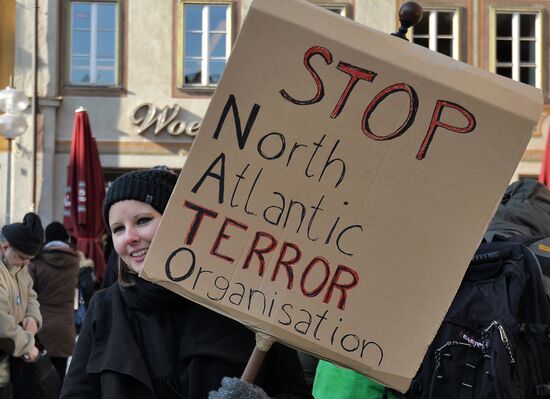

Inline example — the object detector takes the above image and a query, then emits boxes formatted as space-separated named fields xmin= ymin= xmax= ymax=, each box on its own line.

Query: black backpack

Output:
xmin=505 ymin=235 xmax=550 ymax=298
xmin=405 ymin=241 xmax=550 ymax=399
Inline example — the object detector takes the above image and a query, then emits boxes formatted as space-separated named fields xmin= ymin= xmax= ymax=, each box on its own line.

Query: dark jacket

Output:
xmin=485 ymin=178 xmax=550 ymax=296
xmin=60 ymin=278 xmax=312 ymax=399
xmin=485 ymin=178 xmax=550 ymax=240
xmin=28 ymin=243 xmax=79 ymax=358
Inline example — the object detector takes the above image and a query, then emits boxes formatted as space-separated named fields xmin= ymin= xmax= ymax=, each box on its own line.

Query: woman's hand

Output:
xmin=23 ymin=346 xmax=39 ymax=363
xmin=208 ymin=377 xmax=270 ymax=399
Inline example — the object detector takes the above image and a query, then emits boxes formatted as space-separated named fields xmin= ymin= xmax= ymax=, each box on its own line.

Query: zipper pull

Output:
xmin=484 ymin=320 xmax=497 ymax=332
xmin=498 ymin=325 xmax=509 ymax=343
xmin=497 ymin=324 xmax=516 ymax=364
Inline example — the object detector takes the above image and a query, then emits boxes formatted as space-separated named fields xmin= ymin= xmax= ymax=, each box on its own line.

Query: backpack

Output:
xmin=405 ymin=241 xmax=550 ymax=399
xmin=10 ymin=351 xmax=61 ymax=399
xmin=505 ymin=235 xmax=550 ymax=298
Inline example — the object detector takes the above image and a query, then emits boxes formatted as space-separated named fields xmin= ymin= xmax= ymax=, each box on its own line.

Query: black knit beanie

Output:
xmin=103 ymin=167 xmax=178 ymax=231
xmin=45 ymin=221 xmax=70 ymax=243
xmin=2 ymin=212 xmax=44 ymax=257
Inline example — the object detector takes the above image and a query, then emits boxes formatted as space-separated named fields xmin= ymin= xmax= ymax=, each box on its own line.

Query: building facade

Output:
xmin=401 ymin=0 xmax=550 ymax=178
xmin=0 ymin=0 xmax=17 ymax=221
xmin=2 ymin=0 xmax=549 ymax=224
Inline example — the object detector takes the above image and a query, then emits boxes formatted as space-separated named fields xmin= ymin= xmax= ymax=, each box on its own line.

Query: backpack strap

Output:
xmin=470 ymin=249 xmax=512 ymax=265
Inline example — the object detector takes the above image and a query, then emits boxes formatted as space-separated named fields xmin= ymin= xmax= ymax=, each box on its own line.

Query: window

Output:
xmin=69 ymin=1 xmax=119 ymax=86
xmin=181 ymin=3 xmax=232 ymax=88
xmin=493 ymin=11 xmax=542 ymax=88
xmin=321 ymin=5 xmax=349 ymax=17
xmin=412 ymin=10 xmax=459 ymax=60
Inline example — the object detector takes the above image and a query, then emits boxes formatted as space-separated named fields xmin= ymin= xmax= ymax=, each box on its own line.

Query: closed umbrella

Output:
xmin=63 ymin=107 xmax=106 ymax=281
xmin=539 ymin=126 xmax=550 ymax=188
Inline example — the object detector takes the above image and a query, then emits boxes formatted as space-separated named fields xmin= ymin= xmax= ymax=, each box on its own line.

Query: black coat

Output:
xmin=60 ymin=279 xmax=312 ymax=399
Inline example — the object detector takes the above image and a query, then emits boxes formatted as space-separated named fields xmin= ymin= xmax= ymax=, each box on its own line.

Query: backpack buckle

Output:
xmin=535 ymin=383 xmax=550 ymax=396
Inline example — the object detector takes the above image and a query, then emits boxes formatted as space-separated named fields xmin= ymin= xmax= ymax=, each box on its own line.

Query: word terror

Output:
xmin=279 ymin=45 xmax=477 ymax=160
xmin=165 ymin=200 xmax=360 ymax=311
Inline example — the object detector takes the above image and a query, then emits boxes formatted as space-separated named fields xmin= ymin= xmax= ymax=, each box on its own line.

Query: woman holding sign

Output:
xmin=60 ymin=167 xmax=312 ymax=399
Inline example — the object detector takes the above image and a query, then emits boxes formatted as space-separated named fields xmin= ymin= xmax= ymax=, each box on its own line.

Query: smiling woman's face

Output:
xmin=109 ymin=200 xmax=162 ymax=274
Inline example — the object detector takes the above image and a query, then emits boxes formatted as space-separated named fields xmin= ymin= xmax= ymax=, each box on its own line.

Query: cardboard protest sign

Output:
xmin=141 ymin=0 xmax=542 ymax=391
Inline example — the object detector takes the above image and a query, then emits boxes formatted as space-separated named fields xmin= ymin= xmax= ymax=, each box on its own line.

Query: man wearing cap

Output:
xmin=0 ymin=213 xmax=44 ymax=397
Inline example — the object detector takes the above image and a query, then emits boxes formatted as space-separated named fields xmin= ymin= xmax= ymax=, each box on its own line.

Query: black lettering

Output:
xmin=207 ymin=276 xmax=230 ymax=301
xmin=165 ymin=247 xmax=196 ymax=282
xmin=212 ymin=94 xmax=260 ymax=150
xmin=191 ymin=153 xmax=226 ymax=204
xmin=277 ymin=303 xmax=294 ymax=326
xmin=257 ymin=132 xmax=286 ymax=160
xmin=294 ymin=309 xmax=313 ymax=335
xmin=228 ymin=282 xmax=245 ymax=306
xmin=340 ymin=333 xmax=360 ymax=353
xmin=361 ymin=341 xmax=384 ymax=366
xmin=192 ymin=266 xmax=213 ymax=290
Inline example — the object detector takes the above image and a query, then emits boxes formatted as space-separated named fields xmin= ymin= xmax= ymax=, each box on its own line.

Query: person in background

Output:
xmin=61 ymin=167 xmax=312 ymax=399
xmin=0 ymin=213 xmax=44 ymax=398
xmin=297 ymin=352 xmax=318 ymax=392
xmin=76 ymin=251 xmax=95 ymax=310
xmin=73 ymin=251 xmax=94 ymax=334
xmin=312 ymin=360 xmax=399 ymax=399
xmin=29 ymin=221 xmax=79 ymax=380
xmin=484 ymin=178 xmax=550 ymax=296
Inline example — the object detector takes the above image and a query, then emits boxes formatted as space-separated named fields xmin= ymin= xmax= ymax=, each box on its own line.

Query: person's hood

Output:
xmin=485 ymin=178 xmax=550 ymax=241
xmin=39 ymin=245 xmax=79 ymax=270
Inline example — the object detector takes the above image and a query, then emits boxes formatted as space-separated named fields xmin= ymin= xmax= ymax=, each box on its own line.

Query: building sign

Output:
xmin=130 ymin=103 xmax=202 ymax=137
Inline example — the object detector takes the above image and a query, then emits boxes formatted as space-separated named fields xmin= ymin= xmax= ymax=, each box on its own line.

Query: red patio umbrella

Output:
xmin=64 ymin=107 xmax=106 ymax=281
xmin=539 ymin=126 xmax=550 ymax=188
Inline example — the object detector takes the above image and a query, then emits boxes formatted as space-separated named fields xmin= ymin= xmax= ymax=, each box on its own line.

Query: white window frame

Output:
xmin=69 ymin=1 xmax=119 ymax=86
xmin=320 ymin=4 xmax=349 ymax=17
xmin=180 ymin=2 xmax=233 ymax=88
xmin=412 ymin=8 xmax=460 ymax=60
xmin=491 ymin=9 xmax=542 ymax=89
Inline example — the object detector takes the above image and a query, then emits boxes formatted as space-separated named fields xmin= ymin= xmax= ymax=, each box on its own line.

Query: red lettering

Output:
xmin=280 ymin=46 xmax=333 ymax=105
xmin=185 ymin=202 xmax=364 ymax=311
xmin=211 ymin=217 xmax=248 ymax=263
xmin=183 ymin=201 xmax=218 ymax=245
xmin=330 ymin=62 xmax=377 ymax=119
xmin=417 ymin=100 xmax=476 ymax=160
xmin=282 ymin=46 xmax=478 ymax=161
xmin=362 ymin=83 xmax=418 ymax=141
xmin=271 ymin=242 xmax=301 ymax=289
xmin=323 ymin=265 xmax=360 ymax=311
xmin=242 ymin=231 xmax=277 ymax=276
xmin=300 ymin=256 xmax=330 ymax=297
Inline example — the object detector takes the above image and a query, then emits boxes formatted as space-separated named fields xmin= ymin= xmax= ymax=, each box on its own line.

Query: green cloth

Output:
xmin=312 ymin=360 xmax=399 ymax=399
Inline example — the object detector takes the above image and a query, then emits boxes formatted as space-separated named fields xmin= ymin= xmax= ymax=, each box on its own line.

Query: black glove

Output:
xmin=208 ymin=377 xmax=270 ymax=399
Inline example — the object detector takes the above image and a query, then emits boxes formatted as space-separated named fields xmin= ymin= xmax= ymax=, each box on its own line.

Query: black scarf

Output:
xmin=118 ymin=276 xmax=255 ymax=398
xmin=120 ymin=274 xmax=184 ymax=311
